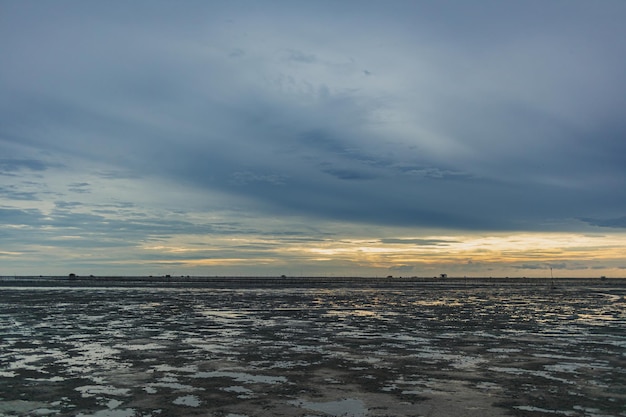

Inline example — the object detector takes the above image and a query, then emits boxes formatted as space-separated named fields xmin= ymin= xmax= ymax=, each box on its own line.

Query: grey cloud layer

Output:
xmin=2 ymin=1 xmax=626 ymax=234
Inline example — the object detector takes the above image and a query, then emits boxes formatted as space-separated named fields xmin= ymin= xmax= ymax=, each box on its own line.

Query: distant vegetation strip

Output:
xmin=0 ymin=275 xmax=623 ymax=289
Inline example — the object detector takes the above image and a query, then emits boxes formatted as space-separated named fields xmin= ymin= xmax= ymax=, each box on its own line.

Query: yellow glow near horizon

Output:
xmin=137 ymin=231 xmax=626 ymax=276
xmin=152 ymin=258 xmax=280 ymax=266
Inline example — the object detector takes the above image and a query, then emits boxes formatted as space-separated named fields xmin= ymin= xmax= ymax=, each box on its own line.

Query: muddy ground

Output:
xmin=1 ymin=279 xmax=625 ymax=416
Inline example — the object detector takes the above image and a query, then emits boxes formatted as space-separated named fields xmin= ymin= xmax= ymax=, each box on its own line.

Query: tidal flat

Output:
xmin=1 ymin=278 xmax=625 ymax=416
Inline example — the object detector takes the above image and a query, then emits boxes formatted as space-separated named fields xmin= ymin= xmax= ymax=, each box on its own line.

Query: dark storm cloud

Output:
xmin=580 ymin=217 xmax=626 ymax=229
xmin=1 ymin=0 xmax=626 ymax=236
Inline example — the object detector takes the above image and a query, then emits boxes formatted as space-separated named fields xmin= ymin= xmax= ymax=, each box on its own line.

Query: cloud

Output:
xmin=68 ymin=182 xmax=91 ymax=194
xmin=229 ymin=171 xmax=287 ymax=186
xmin=285 ymin=49 xmax=317 ymax=64
xmin=0 ymin=186 xmax=40 ymax=201
xmin=379 ymin=238 xmax=457 ymax=246
xmin=1 ymin=1 xmax=626 ymax=275
xmin=55 ymin=201 xmax=83 ymax=209
xmin=580 ymin=217 xmax=626 ymax=229
xmin=0 ymin=208 xmax=45 ymax=225
xmin=0 ymin=158 xmax=52 ymax=174
xmin=322 ymin=169 xmax=375 ymax=181
xmin=515 ymin=263 xmax=552 ymax=270
xmin=388 ymin=265 xmax=415 ymax=274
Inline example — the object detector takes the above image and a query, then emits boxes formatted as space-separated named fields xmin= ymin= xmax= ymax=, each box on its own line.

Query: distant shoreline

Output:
xmin=1 ymin=275 xmax=623 ymax=289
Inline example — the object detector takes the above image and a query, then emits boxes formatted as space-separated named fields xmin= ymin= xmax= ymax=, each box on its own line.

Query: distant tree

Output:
xmin=69 ymin=273 xmax=77 ymax=279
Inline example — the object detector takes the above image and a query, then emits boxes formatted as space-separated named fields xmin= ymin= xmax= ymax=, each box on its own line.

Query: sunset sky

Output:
xmin=2 ymin=1 xmax=625 ymax=278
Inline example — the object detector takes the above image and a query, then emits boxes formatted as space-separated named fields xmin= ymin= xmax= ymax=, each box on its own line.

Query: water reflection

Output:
xmin=1 ymin=282 xmax=624 ymax=416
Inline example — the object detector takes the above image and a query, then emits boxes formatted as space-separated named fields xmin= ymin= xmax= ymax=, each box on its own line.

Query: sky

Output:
xmin=1 ymin=1 xmax=626 ymax=278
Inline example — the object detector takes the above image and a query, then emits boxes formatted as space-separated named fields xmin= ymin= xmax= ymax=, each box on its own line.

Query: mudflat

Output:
xmin=1 ymin=278 xmax=625 ymax=416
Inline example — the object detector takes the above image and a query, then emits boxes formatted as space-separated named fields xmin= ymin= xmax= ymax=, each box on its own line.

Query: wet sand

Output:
xmin=1 ymin=278 xmax=625 ymax=416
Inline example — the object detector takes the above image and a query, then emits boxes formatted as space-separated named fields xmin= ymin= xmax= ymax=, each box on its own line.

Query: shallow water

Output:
xmin=1 ymin=281 xmax=625 ymax=416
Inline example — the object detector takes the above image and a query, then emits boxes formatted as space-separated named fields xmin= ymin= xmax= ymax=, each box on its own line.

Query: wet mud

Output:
xmin=1 ymin=279 xmax=625 ymax=416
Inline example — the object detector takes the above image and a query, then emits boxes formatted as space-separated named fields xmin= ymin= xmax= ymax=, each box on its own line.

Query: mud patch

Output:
xmin=1 ymin=280 xmax=625 ymax=416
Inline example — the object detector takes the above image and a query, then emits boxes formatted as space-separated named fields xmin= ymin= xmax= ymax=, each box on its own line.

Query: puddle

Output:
xmin=487 ymin=348 xmax=521 ymax=353
xmin=172 ymin=395 xmax=201 ymax=407
xmin=31 ymin=408 xmax=61 ymax=415
xmin=475 ymin=381 xmax=503 ymax=391
xmin=572 ymin=405 xmax=617 ymax=417
xmin=0 ymin=401 xmax=50 ymax=414
xmin=222 ymin=385 xmax=254 ymax=398
xmin=115 ymin=343 xmax=166 ymax=351
xmin=152 ymin=364 xmax=197 ymax=373
xmin=26 ymin=376 xmax=66 ymax=382
xmin=76 ymin=385 xmax=132 ymax=398
xmin=1 ymin=281 xmax=624 ymax=417
xmin=106 ymin=399 xmax=123 ymax=409
xmin=513 ymin=405 xmax=576 ymax=415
